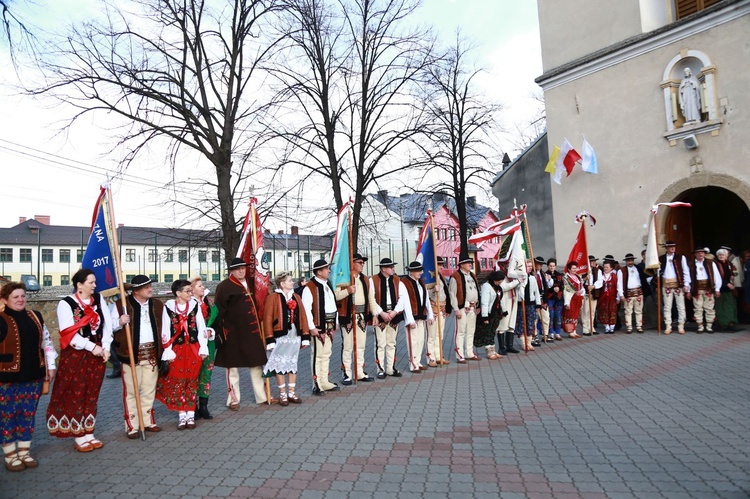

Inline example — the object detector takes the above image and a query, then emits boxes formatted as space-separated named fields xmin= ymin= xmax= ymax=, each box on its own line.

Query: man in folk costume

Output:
xmin=449 ymin=253 xmax=482 ymax=362
xmin=337 ymin=253 xmax=377 ymax=385
xmin=214 ymin=258 xmax=271 ymax=409
xmin=689 ymin=247 xmax=722 ymax=333
xmin=533 ymin=257 xmax=552 ymax=342
xmin=658 ymin=240 xmax=692 ymax=334
xmin=426 ymin=256 xmax=451 ymax=366
xmin=302 ymin=259 xmax=349 ymax=394
xmin=581 ymin=255 xmax=603 ymax=336
xmin=617 ymin=253 xmax=651 ymax=333
xmin=110 ymin=275 xmax=164 ymax=438
xmin=370 ymin=258 xmax=408 ymax=378
xmin=401 ymin=261 xmax=434 ymax=373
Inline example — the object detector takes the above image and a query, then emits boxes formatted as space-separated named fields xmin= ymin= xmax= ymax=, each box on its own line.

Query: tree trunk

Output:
xmin=215 ymin=157 xmax=239 ymax=265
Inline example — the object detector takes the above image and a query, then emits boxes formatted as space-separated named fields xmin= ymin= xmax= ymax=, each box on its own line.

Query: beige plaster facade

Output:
xmin=536 ymin=0 xmax=750 ymax=259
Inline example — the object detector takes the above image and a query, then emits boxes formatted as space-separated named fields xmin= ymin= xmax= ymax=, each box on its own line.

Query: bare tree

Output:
xmin=419 ymin=33 xmax=503 ymax=257
xmin=507 ymin=89 xmax=546 ymax=152
xmin=30 ymin=0 xmax=283 ymax=261
xmin=268 ymin=0 xmax=434 ymax=248
xmin=1 ymin=0 xmax=37 ymax=63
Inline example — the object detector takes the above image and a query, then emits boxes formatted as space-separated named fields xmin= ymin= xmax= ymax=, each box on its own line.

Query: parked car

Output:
xmin=21 ymin=274 xmax=41 ymax=293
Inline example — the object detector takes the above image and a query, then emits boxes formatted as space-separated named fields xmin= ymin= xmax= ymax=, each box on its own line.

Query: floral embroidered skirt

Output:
xmin=1 ymin=380 xmax=43 ymax=444
xmin=197 ymin=339 xmax=216 ymax=398
xmin=563 ymin=295 xmax=584 ymax=333
xmin=156 ymin=342 xmax=201 ymax=412
xmin=597 ymin=295 xmax=619 ymax=325
xmin=46 ymin=348 xmax=106 ymax=438
xmin=263 ymin=331 xmax=301 ymax=376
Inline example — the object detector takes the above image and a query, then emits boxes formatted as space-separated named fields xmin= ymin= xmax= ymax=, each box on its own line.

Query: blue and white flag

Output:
xmin=581 ymin=136 xmax=598 ymax=174
xmin=329 ymin=202 xmax=352 ymax=289
xmin=82 ymin=187 xmax=119 ymax=294
xmin=415 ymin=213 xmax=437 ymax=288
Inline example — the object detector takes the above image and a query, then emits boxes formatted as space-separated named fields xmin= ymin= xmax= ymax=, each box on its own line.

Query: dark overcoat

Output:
xmin=213 ymin=276 xmax=267 ymax=368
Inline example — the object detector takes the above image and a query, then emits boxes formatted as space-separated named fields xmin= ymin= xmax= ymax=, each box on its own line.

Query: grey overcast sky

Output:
xmin=0 ymin=0 xmax=542 ymax=231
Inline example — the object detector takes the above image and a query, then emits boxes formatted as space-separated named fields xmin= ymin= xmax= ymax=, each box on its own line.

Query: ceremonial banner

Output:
xmin=567 ymin=223 xmax=589 ymax=274
xmin=644 ymin=215 xmax=660 ymax=270
xmin=238 ymin=199 xmax=270 ymax=316
xmin=496 ymin=220 xmax=526 ymax=264
xmin=506 ymin=229 xmax=528 ymax=279
xmin=82 ymin=187 xmax=119 ymax=295
xmin=329 ymin=202 xmax=352 ymax=289
xmin=416 ymin=214 xmax=437 ymax=288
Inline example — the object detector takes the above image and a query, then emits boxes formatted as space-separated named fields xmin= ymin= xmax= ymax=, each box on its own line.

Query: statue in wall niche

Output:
xmin=679 ymin=68 xmax=702 ymax=124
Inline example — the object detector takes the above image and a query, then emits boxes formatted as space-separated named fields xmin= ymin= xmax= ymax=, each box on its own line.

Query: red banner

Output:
xmin=566 ymin=224 xmax=589 ymax=275
xmin=238 ymin=200 xmax=270 ymax=316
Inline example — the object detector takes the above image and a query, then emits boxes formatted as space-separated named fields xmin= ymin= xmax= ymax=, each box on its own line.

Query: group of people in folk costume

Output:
xmin=1 ymin=220 xmax=745 ymax=471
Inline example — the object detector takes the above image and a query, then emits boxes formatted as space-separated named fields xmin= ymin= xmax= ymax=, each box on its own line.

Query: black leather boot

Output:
xmin=106 ymin=365 xmax=121 ymax=379
xmin=497 ymin=332 xmax=507 ymax=355
xmin=198 ymin=397 xmax=213 ymax=420
xmin=506 ymin=331 xmax=520 ymax=353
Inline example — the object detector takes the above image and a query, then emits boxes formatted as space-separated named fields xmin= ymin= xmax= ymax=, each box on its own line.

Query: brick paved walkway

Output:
xmin=3 ymin=323 xmax=749 ymax=498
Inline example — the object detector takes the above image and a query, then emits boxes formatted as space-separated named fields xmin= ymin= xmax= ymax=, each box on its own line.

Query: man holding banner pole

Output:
xmin=338 ymin=253 xmax=377 ymax=384
xmin=427 ymin=257 xmax=451 ymax=366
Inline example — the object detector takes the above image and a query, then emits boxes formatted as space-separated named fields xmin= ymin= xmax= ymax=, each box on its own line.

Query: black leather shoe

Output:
xmin=376 ymin=370 xmax=387 ymax=379
xmin=106 ymin=367 xmax=122 ymax=379
xmin=358 ymin=375 xmax=374 ymax=382
xmin=342 ymin=376 xmax=353 ymax=386
xmin=312 ymin=387 xmax=326 ymax=396
xmin=390 ymin=369 xmax=402 ymax=377
xmin=326 ymin=384 xmax=340 ymax=392
xmin=507 ymin=347 xmax=520 ymax=354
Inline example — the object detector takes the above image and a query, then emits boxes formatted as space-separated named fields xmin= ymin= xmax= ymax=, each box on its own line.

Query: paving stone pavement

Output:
xmin=2 ymin=322 xmax=750 ymax=498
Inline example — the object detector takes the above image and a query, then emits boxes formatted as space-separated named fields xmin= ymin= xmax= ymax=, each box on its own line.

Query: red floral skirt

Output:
xmin=597 ymin=295 xmax=619 ymax=325
xmin=46 ymin=348 xmax=106 ymax=438
xmin=156 ymin=342 xmax=201 ymax=411
xmin=563 ymin=294 xmax=584 ymax=332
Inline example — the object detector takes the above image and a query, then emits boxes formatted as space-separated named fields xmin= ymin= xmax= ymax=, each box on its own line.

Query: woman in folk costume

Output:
xmin=157 ymin=280 xmax=208 ymax=430
xmin=562 ymin=262 xmax=585 ymax=338
xmin=263 ymin=272 xmax=310 ymax=406
xmin=474 ymin=271 xmax=505 ymax=360
xmin=595 ymin=256 xmax=620 ymax=334
xmin=1 ymin=282 xmax=57 ymax=471
xmin=190 ymin=276 xmax=217 ymax=420
xmin=47 ymin=269 xmax=112 ymax=452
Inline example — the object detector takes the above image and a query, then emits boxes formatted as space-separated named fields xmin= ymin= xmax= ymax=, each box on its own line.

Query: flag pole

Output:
xmin=581 ymin=213 xmax=594 ymax=337
xmin=521 ymin=209 xmax=538 ymax=347
xmin=105 ymin=185 xmax=146 ymax=441
xmin=348 ymin=208 xmax=358 ymax=384
xmin=654 ymin=209 xmax=662 ymax=335
xmin=429 ymin=211 xmax=445 ymax=367
xmin=249 ymin=202 xmax=273 ymax=405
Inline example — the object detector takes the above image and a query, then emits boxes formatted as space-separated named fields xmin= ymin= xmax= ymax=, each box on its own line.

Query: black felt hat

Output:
xmin=227 ymin=257 xmax=247 ymax=270
xmin=377 ymin=258 xmax=397 ymax=267
xmin=130 ymin=275 xmax=151 ymax=288
xmin=407 ymin=261 xmax=423 ymax=271
xmin=312 ymin=259 xmax=330 ymax=271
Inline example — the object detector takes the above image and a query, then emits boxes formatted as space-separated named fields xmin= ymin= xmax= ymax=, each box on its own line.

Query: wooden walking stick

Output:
xmin=348 ymin=209 xmax=358 ymax=384
xmin=106 ymin=186 xmax=146 ymax=440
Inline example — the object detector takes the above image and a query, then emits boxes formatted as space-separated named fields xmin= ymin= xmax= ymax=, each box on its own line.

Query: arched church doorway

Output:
xmin=665 ymin=186 xmax=750 ymax=254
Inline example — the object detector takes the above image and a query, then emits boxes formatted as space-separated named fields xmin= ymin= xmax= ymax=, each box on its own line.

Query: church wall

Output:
xmin=538 ymin=0 xmax=643 ymax=71
xmin=542 ymin=13 xmax=750 ymax=260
